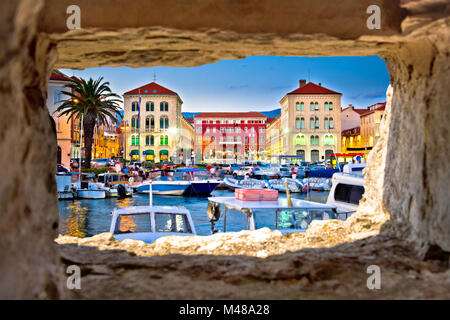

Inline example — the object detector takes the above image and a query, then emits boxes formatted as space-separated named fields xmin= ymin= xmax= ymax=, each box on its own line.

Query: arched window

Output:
xmin=146 ymin=101 xmax=154 ymax=112
xmin=131 ymin=101 xmax=138 ymax=112
xmin=328 ymin=135 xmax=333 ymax=145
xmin=131 ymin=136 xmax=135 ymax=145
xmin=325 ymin=102 xmax=328 ymax=111
xmin=315 ymin=117 xmax=319 ymax=129
xmin=329 ymin=102 xmax=333 ymax=111
xmin=324 ymin=118 xmax=328 ymax=130
xmin=131 ymin=117 xmax=135 ymax=128
xmin=160 ymin=101 xmax=168 ymax=112
xmin=145 ymin=135 xmax=150 ymax=145
xmin=150 ymin=135 xmax=154 ymax=145
xmin=315 ymin=135 xmax=319 ymax=145
xmin=295 ymin=118 xmax=300 ymax=129
xmin=329 ymin=117 xmax=334 ymax=129
xmin=296 ymin=135 xmax=305 ymax=145
xmin=300 ymin=117 xmax=305 ymax=129
xmin=310 ymin=102 xmax=314 ymax=111
xmin=160 ymin=135 xmax=164 ymax=145
xmin=145 ymin=117 xmax=150 ymax=129
xmin=300 ymin=102 xmax=304 ymax=111
xmin=296 ymin=135 xmax=301 ymax=145
xmin=310 ymin=135 xmax=315 ymax=145
xmin=296 ymin=102 xmax=300 ymax=111
xmin=160 ymin=116 xmax=169 ymax=129
xmin=310 ymin=117 xmax=314 ymax=129
xmin=315 ymin=102 xmax=319 ymax=111
xmin=325 ymin=135 xmax=329 ymax=145
xmin=164 ymin=135 xmax=168 ymax=145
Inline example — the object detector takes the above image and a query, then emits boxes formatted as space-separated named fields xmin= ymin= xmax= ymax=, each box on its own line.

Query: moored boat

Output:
xmin=96 ymin=173 xmax=133 ymax=198
xmin=268 ymin=178 xmax=304 ymax=193
xmin=174 ymin=168 xmax=221 ymax=196
xmin=73 ymin=181 xmax=106 ymax=199
xmin=56 ymin=174 xmax=75 ymax=199
xmin=136 ymin=176 xmax=190 ymax=196
xmin=222 ymin=177 xmax=268 ymax=190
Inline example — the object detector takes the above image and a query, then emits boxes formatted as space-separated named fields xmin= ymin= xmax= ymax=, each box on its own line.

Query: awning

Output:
xmin=159 ymin=150 xmax=169 ymax=155
xmin=130 ymin=150 xmax=139 ymax=155
xmin=143 ymin=150 xmax=154 ymax=155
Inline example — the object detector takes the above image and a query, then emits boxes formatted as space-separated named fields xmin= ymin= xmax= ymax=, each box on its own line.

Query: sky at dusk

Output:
xmin=61 ymin=55 xmax=389 ymax=113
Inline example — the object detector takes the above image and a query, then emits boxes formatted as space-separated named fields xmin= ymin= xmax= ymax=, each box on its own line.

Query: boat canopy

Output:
xmin=175 ymin=168 xmax=207 ymax=173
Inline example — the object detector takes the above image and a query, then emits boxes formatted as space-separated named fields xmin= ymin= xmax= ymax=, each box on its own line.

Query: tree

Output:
xmin=55 ymin=77 xmax=122 ymax=168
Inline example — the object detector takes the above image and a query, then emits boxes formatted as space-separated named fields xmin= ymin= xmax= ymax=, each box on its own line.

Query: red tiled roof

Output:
xmin=353 ymin=108 xmax=371 ymax=115
xmin=194 ymin=112 xmax=266 ymax=118
xmin=50 ymin=70 xmax=72 ymax=81
xmin=287 ymin=82 xmax=342 ymax=95
xmin=361 ymin=102 xmax=386 ymax=116
xmin=342 ymin=126 xmax=360 ymax=136
xmin=124 ymin=82 xmax=178 ymax=95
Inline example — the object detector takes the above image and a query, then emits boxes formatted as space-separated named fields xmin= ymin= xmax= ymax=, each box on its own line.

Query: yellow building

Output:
xmin=92 ymin=121 xmax=119 ymax=159
xmin=278 ymin=80 xmax=342 ymax=162
xmin=47 ymin=70 xmax=73 ymax=169
xmin=360 ymin=102 xmax=386 ymax=149
xmin=266 ymin=116 xmax=281 ymax=162
xmin=123 ymin=82 xmax=191 ymax=163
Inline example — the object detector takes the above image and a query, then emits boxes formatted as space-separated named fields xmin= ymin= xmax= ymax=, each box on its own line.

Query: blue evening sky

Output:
xmin=61 ymin=55 xmax=389 ymax=113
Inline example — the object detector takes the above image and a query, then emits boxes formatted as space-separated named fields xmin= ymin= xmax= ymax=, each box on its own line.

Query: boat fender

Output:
xmin=117 ymin=184 xmax=128 ymax=199
xmin=207 ymin=202 xmax=221 ymax=221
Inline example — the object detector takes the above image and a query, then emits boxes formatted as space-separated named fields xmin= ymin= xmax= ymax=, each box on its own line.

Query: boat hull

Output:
xmin=76 ymin=189 xmax=106 ymax=199
xmin=58 ymin=191 xmax=74 ymax=199
xmin=136 ymin=182 xmax=190 ymax=196
xmin=183 ymin=181 xmax=221 ymax=196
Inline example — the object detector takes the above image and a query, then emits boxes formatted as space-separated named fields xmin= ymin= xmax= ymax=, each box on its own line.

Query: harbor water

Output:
xmin=58 ymin=189 xmax=330 ymax=237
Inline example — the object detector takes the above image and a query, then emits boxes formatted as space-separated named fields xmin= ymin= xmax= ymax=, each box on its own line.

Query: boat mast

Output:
xmin=79 ymin=113 xmax=84 ymax=184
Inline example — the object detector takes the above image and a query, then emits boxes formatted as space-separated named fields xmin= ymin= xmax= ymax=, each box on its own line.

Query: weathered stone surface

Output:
xmin=57 ymin=233 xmax=450 ymax=299
xmin=0 ymin=0 xmax=449 ymax=299
xmin=0 ymin=0 xmax=61 ymax=299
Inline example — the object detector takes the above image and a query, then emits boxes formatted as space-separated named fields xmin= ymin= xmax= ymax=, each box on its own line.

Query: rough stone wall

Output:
xmin=0 ymin=0 xmax=448 ymax=299
xmin=0 ymin=0 xmax=62 ymax=298
xmin=382 ymin=31 xmax=450 ymax=256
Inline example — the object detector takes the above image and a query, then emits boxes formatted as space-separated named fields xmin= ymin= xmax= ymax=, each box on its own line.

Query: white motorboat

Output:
xmin=73 ymin=181 xmax=106 ymax=199
xmin=136 ymin=175 xmax=190 ymax=196
xmin=268 ymin=178 xmax=304 ymax=193
xmin=110 ymin=183 xmax=196 ymax=243
xmin=56 ymin=174 xmax=75 ymax=199
xmin=302 ymin=177 xmax=332 ymax=191
xmin=326 ymin=161 xmax=365 ymax=220
xmin=222 ymin=177 xmax=268 ymax=190
xmin=96 ymin=173 xmax=133 ymax=197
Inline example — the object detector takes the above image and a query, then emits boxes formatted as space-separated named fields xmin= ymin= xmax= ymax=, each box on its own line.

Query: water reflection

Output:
xmin=59 ymin=201 xmax=88 ymax=237
xmin=58 ymin=190 xmax=329 ymax=237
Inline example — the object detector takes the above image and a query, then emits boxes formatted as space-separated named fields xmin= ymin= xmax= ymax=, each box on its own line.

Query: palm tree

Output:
xmin=55 ymin=77 xmax=122 ymax=168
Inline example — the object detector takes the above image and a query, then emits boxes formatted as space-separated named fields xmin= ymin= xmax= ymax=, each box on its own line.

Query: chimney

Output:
xmin=299 ymin=80 xmax=306 ymax=88
xmin=318 ymin=82 xmax=322 ymax=86
xmin=349 ymin=104 xmax=354 ymax=109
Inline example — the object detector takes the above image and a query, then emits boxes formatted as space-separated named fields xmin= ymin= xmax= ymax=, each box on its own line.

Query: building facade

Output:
xmin=123 ymin=82 xmax=190 ymax=163
xmin=92 ymin=120 xmax=120 ymax=159
xmin=360 ymin=102 xmax=386 ymax=149
xmin=193 ymin=112 xmax=267 ymax=164
xmin=341 ymin=104 xmax=367 ymax=131
xmin=266 ymin=116 xmax=281 ymax=163
xmin=47 ymin=70 xmax=73 ymax=169
xmin=278 ymin=80 xmax=342 ymax=162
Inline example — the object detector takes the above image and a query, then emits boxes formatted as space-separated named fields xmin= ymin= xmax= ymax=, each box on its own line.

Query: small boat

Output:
xmin=73 ymin=181 xmax=106 ymax=199
xmin=302 ymin=177 xmax=332 ymax=191
xmin=110 ymin=183 xmax=196 ymax=243
xmin=173 ymin=168 xmax=221 ymax=196
xmin=222 ymin=177 xmax=268 ymax=190
xmin=326 ymin=160 xmax=365 ymax=220
xmin=136 ymin=176 xmax=190 ymax=196
xmin=268 ymin=178 xmax=304 ymax=193
xmin=56 ymin=174 xmax=75 ymax=199
xmin=96 ymin=173 xmax=133 ymax=198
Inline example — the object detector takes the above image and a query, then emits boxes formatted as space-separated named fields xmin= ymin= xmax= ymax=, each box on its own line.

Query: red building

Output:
xmin=193 ymin=112 xmax=267 ymax=164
